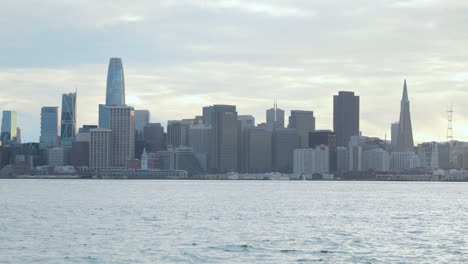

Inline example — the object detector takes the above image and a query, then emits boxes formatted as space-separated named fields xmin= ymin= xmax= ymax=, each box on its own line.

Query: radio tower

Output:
xmin=447 ymin=104 xmax=453 ymax=141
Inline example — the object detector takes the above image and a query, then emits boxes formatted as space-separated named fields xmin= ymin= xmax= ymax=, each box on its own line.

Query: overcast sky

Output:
xmin=1 ymin=0 xmax=467 ymax=143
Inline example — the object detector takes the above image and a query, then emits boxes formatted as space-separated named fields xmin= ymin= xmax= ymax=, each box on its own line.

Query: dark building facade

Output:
xmin=333 ymin=91 xmax=359 ymax=147
xmin=71 ymin=141 xmax=89 ymax=167
xmin=272 ymin=128 xmax=300 ymax=173
xmin=288 ymin=110 xmax=315 ymax=148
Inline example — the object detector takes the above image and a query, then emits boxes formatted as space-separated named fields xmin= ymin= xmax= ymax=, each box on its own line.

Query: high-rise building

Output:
xmin=60 ymin=92 xmax=77 ymax=141
xmin=391 ymin=122 xmax=399 ymax=150
xmin=167 ymin=120 xmax=191 ymax=148
xmin=333 ymin=91 xmax=359 ymax=147
xmin=395 ymin=80 xmax=414 ymax=152
xmin=202 ymin=106 xmax=213 ymax=125
xmin=71 ymin=141 xmax=89 ymax=167
xmin=240 ymin=127 xmax=272 ymax=173
xmin=40 ymin=107 xmax=59 ymax=149
xmin=288 ymin=110 xmax=315 ymax=148
xmin=99 ymin=105 xmax=135 ymax=168
xmin=238 ymin=115 xmax=255 ymax=129
xmin=189 ymin=124 xmax=211 ymax=171
xmin=106 ymin=58 xmax=125 ymax=106
xmin=272 ymin=128 xmax=300 ymax=173
xmin=266 ymin=102 xmax=285 ymax=131
xmin=89 ymin=128 xmax=112 ymax=170
xmin=144 ymin=123 xmax=166 ymax=152
xmin=1 ymin=111 xmax=18 ymax=144
xmin=309 ymin=130 xmax=337 ymax=172
xmin=209 ymin=105 xmax=239 ymax=173
xmin=135 ymin=110 xmax=150 ymax=132
xmin=47 ymin=147 xmax=65 ymax=166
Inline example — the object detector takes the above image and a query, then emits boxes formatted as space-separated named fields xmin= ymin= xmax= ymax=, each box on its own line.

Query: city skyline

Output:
xmin=1 ymin=1 xmax=468 ymax=143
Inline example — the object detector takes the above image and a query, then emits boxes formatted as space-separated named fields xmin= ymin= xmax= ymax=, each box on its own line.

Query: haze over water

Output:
xmin=1 ymin=180 xmax=467 ymax=263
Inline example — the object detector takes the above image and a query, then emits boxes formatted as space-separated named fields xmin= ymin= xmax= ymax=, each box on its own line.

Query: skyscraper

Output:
xmin=106 ymin=58 xmax=125 ymax=106
xmin=333 ymin=91 xmax=359 ymax=147
xmin=272 ymin=128 xmax=300 ymax=173
xmin=266 ymin=102 xmax=285 ymax=131
xmin=209 ymin=105 xmax=239 ymax=173
xmin=143 ymin=123 xmax=166 ymax=152
xmin=391 ymin=122 xmax=399 ymax=150
xmin=135 ymin=110 xmax=150 ymax=132
xmin=238 ymin=115 xmax=255 ymax=128
xmin=395 ymin=80 xmax=414 ymax=152
xmin=40 ymin=107 xmax=59 ymax=149
xmin=100 ymin=105 xmax=135 ymax=168
xmin=89 ymin=128 xmax=112 ymax=170
xmin=288 ymin=110 xmax=315 ymax=148
xmin=167 ymin=120 xmax=191 ymax=148
xmin=1 ymin=111 xmax=17 ymax=144
xmin=61 ymin=92 xmax=77 ymax=141
xmin=240 ymin=127 xmax=272 ymax=173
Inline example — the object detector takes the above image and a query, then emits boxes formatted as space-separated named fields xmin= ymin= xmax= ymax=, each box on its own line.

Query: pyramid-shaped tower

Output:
xmin=395 ymin=80 xmax=414 ymax=152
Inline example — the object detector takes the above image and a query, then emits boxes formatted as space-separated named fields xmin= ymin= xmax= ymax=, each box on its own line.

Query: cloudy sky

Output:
xmin=1 ymin=0 xmax=467 ymax=143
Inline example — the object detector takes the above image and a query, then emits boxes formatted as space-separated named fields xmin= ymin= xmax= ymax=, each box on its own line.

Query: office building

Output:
xmin=209 ymin=105 xmax=239 ymax=173
xmin=99 ymin=105 xmax=135 ymax=168
xmin=336 ymin=146 xmax=349 ymax=172
xmin=40 ymin=107 xmax=59 ymax=149
xmin=238 ymin=115 xmax=255 ymax=129
xmin=60 ymin=92 xmax=77 ymax=141
xmin=135 ymin=110 xmax=150 ymax=132
xmin=272 ymin=128 xmax=300 ymax=173
xmin=395 ymin=80 xmax=415 ymax=152
xmin=309 ymin=130 xmax=337 ymax=172
xmin=241 ymin=127 xmax=272 ymax=173
xmin=333 ymin=91 xmax=359 ymax=147
xmin=362 ymin=148 xmax=390 ymax=172
xmin=417 ymin=142 xmax=439 ymax=169
xmin=1 ymin=111 xmax=17 ymax=144
xmin=391 ymin=122 xmax=399 ymax=150
xmin=288 ymin=110 xmax=315 ymax=148
xmin=47 ymin=147 xmax=65 ymax=167
xmin=293 ymin=146 xmax=329 ymax=175
xmin=189 ymin=124 xmax=211 ymax=171
xmin=106 ymin=58 xmax=125 ymax=106
xmin=167 ymin=120 xmax=191 ymax=148
xmin=266 ymin=102 xmax=285 ymax=131
xmin=144 ymin=123 xmax=165 ymax=152
xmin=89 ymin=128 xmax=112 ymax=170
xmin=71 ymin=141 xmax=89 ymax=167
xmin=202 ymin=106 xmax=213 ymax=125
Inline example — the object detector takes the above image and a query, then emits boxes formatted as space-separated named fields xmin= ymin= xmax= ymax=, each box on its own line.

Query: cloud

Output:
xmin=1 ymin=1 xmax=468 ymax=144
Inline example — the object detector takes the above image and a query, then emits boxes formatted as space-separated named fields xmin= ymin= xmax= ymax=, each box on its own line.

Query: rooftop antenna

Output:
xmin=447 ymin=103 xmax=453 ymax=142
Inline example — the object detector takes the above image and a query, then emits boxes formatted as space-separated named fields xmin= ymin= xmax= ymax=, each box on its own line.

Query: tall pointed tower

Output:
xmin=106 ymin=58 xmax=125 ymax=106
xmin=395 ymin=80 xmax=414 ymax=152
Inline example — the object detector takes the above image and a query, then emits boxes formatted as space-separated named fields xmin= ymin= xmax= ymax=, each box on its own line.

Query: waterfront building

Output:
xmin=333 ymin=91 xmax=359 ymax=147
xmin=71 ymin=141 xmax=89 ymax=167
xmin=390 ymin=151 xmax=420 ymax=171
xmin=362 ymin=148 xmax=390 ymax=172
xmin=40 ymin=107 xmax=59 ymax=149
xmin=293 ymin=146 xmax=329 ymax=175
xmin=288 ymin=110 xmax=315 ymax=148
xmin=141 ymin=148 xmax=148 ymax=170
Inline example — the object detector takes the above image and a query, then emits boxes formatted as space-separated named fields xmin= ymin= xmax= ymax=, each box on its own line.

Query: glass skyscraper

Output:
xmin=1 ymin=110 xmax=17 ymax=144
xmin=106 ymin=58 xmax=125 ymax=106
xmin=61 ymin=92 xmax=77 ymax=140
xmin=40 ymin=107 xmax=59 ymax=149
